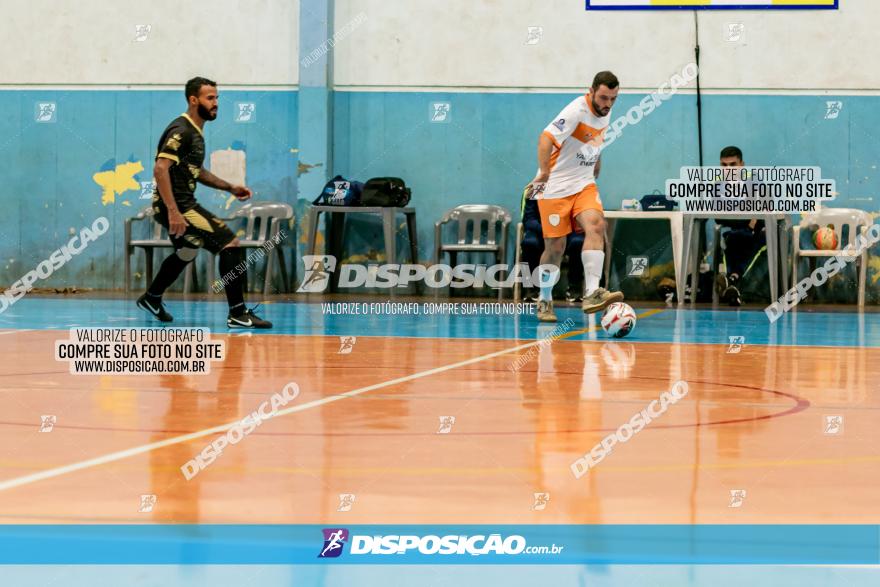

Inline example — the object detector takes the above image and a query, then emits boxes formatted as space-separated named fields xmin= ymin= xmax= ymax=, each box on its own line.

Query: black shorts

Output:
xmin=152 ymin=200 xmax=236 ymax=254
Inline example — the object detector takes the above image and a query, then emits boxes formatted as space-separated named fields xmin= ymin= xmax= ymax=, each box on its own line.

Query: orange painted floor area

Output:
xmin=0 ymin=325 xmax=876 ymax=525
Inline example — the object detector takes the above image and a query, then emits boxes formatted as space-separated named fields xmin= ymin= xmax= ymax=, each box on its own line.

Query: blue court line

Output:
xmin=1 ymin=298 xmax=879 ymax=348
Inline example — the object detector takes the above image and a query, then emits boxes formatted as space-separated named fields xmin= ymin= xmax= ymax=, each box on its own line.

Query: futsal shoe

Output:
xmin=137 ymin=293 xmax=173 ymax=323
xmin=537 ymin=300 xmax=557 ymax=322
xmin=227 ymin=307 xmax=273 ymax=329
xmin=565 ymin=287 xmax=584 ymax=303
xmin=581 ymin=288 xmax=624 ymax=314
xmin=721 ymin=274 xmax=743 ymax=307
xmin=715 ymin=273 xmax=729 ymax=298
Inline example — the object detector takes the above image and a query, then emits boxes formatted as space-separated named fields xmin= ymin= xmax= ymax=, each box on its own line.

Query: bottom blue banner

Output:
xmin=0 ymin=525 xmax=876 ymax=564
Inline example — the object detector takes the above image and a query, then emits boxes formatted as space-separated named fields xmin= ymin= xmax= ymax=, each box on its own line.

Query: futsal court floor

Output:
xmin=0 ymin=295 xmax=876 ymax=530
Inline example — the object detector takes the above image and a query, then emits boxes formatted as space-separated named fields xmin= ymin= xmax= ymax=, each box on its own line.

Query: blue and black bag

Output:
xmin=314 ymin=175 xmax=364 ymax=206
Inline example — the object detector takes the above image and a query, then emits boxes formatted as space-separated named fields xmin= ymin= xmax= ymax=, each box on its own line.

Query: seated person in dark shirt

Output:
xmin=715 ymin=146 xmax=766 ymax=306
xmin=520 ymin=188 xmax=585 ymax=302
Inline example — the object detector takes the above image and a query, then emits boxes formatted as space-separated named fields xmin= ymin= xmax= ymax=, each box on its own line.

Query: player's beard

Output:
xmin=198 ymin=103 xmax=218 ymax=121
xmin=592 ymin=98 xmax=610 ymax=117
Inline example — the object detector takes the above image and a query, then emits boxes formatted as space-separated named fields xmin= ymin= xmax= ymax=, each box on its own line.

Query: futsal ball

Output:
xmin=813 ymin=226 xmax=839 ymax=250
xmin=601 ymin=302 xmax=637 ymax=339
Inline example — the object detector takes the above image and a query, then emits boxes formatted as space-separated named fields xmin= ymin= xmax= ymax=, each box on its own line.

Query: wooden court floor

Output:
xmin=0 ymin=298 xmax=877 ymax=525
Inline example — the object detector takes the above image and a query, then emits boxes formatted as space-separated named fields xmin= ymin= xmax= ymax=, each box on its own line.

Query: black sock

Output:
xmin=148 ymin=253 xmax=191 ymax=297
xmin=219 ymin=247 xmax=246 ymax=314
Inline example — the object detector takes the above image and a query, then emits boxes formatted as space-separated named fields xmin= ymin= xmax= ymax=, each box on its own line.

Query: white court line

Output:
xmin=0 ymin=319 xmax=611 ymax=493
xmin=0 ymin=330 xmax=33 ymax=336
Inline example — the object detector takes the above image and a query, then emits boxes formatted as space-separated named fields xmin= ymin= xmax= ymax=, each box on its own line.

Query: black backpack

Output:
xmin=361 ymin=177 xmax=412 ymax=207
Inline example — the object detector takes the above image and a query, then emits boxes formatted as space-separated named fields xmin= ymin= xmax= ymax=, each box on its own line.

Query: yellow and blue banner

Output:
xmin=586 ymin=0 xmax=838 ymax=9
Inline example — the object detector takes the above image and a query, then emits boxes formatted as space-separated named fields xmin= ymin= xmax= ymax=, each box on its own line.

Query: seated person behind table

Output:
xmin=715 ymin=145 xmax=765 ymax=307
xmin=520 ymin=187 xmax=585 ymax=302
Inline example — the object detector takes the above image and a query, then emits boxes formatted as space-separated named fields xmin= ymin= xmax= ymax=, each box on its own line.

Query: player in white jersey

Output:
xmin=528 ymin=71 xmax=624 ymax=322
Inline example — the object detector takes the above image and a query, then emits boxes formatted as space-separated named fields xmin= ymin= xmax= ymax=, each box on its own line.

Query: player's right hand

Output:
xmin=527 ymin=182 xmax=547 ymax=199
xmin=169 ymin=210 xmax=188 ymax=237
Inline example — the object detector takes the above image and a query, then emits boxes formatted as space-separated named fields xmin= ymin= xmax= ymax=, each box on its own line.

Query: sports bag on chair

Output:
xmin=360 ymin=177 xmax=412 ymax=207
xmin=314 ymin=175 xmax=363 ymax=206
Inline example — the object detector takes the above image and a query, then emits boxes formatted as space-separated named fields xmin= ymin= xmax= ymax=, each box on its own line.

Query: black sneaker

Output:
xmin=565 ymin=288 xmax=584 ymax=303
xmin=523 ymin=287 xmax=540 ymax=303
xmin=227 ymin=306 xmax=273 ymax=329
xmin=721 ymin=284 xmax=742 ymax=307
xmin=137 ymin=293 xmax=173 ymax=323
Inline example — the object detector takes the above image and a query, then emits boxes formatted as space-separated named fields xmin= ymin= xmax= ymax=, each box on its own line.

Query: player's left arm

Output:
xmin=594 ymin=156 xmax=602 ymax=179
xmin=198 ymin=168 xmax=252 ymax=201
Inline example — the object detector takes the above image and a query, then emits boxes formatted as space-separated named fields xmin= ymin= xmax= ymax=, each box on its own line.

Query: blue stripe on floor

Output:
xmin=1 ymin=298 xmax=878 ymax=348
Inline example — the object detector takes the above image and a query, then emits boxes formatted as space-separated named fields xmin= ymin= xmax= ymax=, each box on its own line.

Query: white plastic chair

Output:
xmin=434 ymin=205 xmax=512 ymax=300
xmin=207 ymin=202 xmax=294 ymax=295
xmin=792 ymin=208 xmax=872 ymax=306
xmin=124 ymin=205 xmax=195 ymax=294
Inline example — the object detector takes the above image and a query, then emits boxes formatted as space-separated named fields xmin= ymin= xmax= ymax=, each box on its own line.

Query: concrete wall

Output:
xmin=0 ymin=1 xmax=299 ymax=289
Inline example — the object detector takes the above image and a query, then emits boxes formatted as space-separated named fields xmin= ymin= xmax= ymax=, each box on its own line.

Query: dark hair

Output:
xmin=185 ymin=77 xmax=217 ymax=100
xmin=591 ymin=71 xmax=619 ymax=91
xmin=720 ymin=146 xmax=743 ymax=160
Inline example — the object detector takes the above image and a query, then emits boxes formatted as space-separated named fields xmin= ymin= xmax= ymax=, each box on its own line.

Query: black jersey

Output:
xmin=153 ymin=114 xmax=205 ymax=211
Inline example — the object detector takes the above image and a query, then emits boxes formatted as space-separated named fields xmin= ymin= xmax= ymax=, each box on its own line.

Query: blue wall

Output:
xmin=3 ymin=88 xmax=879 ymax=293
xmin=332 ymin=91 xmax=879 ymax=292
xmin=0 ymin=90 xmax=298 ymax=290
xmin=334 ymin=91 xmax=878 ymax=242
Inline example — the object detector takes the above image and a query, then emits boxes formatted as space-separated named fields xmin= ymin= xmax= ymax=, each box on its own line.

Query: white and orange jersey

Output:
xmin=540 ymin=93 xmax=611 ymax=199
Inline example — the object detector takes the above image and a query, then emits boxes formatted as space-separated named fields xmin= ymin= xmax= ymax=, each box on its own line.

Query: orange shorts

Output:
xmin=537 ymin=183 xmax=603 ymax=238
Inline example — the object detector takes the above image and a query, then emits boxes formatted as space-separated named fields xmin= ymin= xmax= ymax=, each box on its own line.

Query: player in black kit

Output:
xmin=136 ymin=77 xmax=272 ymax=328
